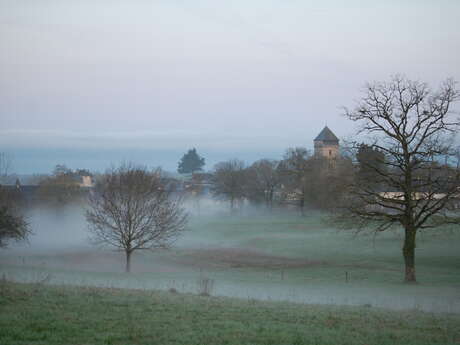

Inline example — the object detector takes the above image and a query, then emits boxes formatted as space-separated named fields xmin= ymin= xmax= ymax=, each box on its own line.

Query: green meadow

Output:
xmin=1 ymin=208 xmax=459 ymax=314
xmin=1 ymin=281 xmax=459 ymax=345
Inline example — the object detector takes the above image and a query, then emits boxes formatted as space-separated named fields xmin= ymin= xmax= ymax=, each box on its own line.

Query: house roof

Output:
xmin=314 ymin=126 xmax=339 ymax=142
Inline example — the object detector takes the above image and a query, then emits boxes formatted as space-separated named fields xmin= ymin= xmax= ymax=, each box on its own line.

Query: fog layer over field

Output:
xmin=1 ymin=199 xmax=460 ymax=314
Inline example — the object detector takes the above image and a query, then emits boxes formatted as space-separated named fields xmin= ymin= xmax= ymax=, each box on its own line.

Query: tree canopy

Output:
xmin=337 ymin=76 xmax=460 ymax=282
xmin=86 ymin=163 xmax=188 ymax=272
xmin=356 ymin=144 xmax=386 ymax=189
xmin=38 ymin=164 xmax=84 ymax=204
xmin=0 ymin=153 xmax=30 ymax=248
xmin=211 ymin=159 xmax=246 ymax=211
xmin=0 ymin=203 xmax=29 ymax=248
xmin=177 ymin=148 xmax=205 ymax=174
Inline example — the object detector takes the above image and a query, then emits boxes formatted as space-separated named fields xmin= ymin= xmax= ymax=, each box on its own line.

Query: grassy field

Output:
xmin=1 ymin=208 xmax=459 ymax=313
xmin=1 ymin=281 xmax=459 ymax=345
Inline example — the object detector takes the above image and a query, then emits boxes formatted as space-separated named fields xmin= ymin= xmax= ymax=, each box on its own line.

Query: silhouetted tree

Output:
xmin=178 ymin=148 xmax=205 ymax=174
xmin=245 ymin=159 xmax=281 ymax=209
xmin=211 ymin=159 xmax=246 ymax=211
xmin=337 ymin=76 xmax=460 ymax=283
xmin=356 ymin=144 xmax=386 ymax=189
xmin=303 ymin=156 xmax=354 ymax=210
xmin=183 ymin=172 xmax=212 ymax=214
xmin=0 ymin=201 xmax=29 ymax=248
xmin=53 ymin=164 xmax=72 ymax=176
xmin=86 ymin=163 xmax=188 ymax=272
xmin=0 ymin=153 xmax=30 ymax=248
xmin=76 ymin=169 xmax=93 ymax=177
xmin=38 ymin=164 xmax=82 ymax=204
xmin=279 ymin=147 xmax=310 ymax=215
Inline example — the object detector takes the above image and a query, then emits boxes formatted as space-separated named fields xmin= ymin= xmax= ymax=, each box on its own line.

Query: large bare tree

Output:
xmin=86 ymin=163 xmax=188 ymax=272
xmin=339 ymin=76 xmax=460 ymax=282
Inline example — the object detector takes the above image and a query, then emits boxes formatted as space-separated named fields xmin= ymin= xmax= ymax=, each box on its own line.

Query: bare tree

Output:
xmin=0 ymin=153 xmax=30 ymax=248
xmin=183 ymin=172 xmax=212 ymax=215
xmin=211 ymin=159 xmax=246 ymax=211
xmin=338 ymin=76 xmax=460 ymax=282
xmin=0 ymin=201 xmax=29 ymax=248
xmin=0 ymin=153 xmax=12 ymax=185
xmin=303 ymin=156 xmax=354 ymax=210
xmin=86 ymin=163 xmax=188 ymax=272
xmin=245 ymin=159 xmax=281 ymax=209
xmin=279 ymin=147 xmax=311 ymax=215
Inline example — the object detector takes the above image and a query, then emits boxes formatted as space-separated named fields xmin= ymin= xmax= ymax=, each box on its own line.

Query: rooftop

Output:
xmin=314 ymin=126 xmax=339 ymax=142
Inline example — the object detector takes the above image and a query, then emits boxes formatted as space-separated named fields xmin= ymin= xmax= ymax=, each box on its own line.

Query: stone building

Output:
xmin=313 ymin=126 xmax=339 ymax=159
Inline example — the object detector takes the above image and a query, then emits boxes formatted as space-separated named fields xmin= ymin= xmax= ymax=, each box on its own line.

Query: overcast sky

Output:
xmin=1 ymin=0 xmax=459 ymax=173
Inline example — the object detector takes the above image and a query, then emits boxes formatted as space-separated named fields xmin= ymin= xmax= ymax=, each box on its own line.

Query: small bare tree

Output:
xmin=86 ymin=163 xmax=188 ymax=272
xmin=338 ymin=76 xmax=460 ymax=283
xmin=0 ymin=153 xmax=30 ymax=248
xmin=0 ymin=189 xmax=29 ymax=248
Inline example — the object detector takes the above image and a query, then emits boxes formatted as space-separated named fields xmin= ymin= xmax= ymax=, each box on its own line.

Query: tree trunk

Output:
xmin=195 ymin=198 xmax=201 ymax=216
xmin=268 ymin=190 xmax=274 ymax=211
xmin=299 ymin=196 xmax=305 ymax=216
xmin=125 ymin=250 xmax=132 ymax=273
xmin=402 ymin=228 xmax=417 ymax=283
xmin=265 ymin=191 xmax=272 ymax=210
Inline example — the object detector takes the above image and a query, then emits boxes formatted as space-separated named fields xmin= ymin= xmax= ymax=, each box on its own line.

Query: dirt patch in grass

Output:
xmin=179 ymin=248 xmax=327 ymax=269
xmin=173 ymin=248 xmax=400 ymax=272
xmin=340 ymin=263 xmax=400 ymax=272
xmin=288 ymin=224 xmax=311 ymax=230
xmin=2 ymin=246 xmax=399 ymax=274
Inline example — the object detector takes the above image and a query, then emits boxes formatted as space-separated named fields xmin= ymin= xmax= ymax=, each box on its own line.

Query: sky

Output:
xmin=1 ymin=0 xmax=459 ymax=174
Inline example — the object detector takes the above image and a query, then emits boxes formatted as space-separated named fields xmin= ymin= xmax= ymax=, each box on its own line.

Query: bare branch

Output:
xmin=86 ymin=163 xmax=188 ymax=272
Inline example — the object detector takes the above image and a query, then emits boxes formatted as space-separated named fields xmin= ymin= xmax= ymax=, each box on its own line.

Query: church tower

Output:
xmin=314 ymin=126 xmax=339 ymax=159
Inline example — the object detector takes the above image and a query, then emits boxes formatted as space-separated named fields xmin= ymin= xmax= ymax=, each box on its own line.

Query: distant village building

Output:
xmin=79 ymin=175 xmax=94 ymax=188
xmin=314 ymin=126 xmax=340 ymax=159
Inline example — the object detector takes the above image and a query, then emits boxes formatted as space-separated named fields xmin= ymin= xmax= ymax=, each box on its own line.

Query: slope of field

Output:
xmin=1 ymin=282 xmax=459 ymax=345
xmin=1 ymin=207 xmax=459 ymax=313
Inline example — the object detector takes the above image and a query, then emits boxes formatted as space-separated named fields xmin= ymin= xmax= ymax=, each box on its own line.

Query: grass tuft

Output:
xmin=0 ymin=281 xmax=459 ymax=345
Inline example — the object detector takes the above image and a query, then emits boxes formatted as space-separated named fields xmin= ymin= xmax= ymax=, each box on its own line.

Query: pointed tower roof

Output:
xmin=314 ymin=126 xmax=339 ymax=142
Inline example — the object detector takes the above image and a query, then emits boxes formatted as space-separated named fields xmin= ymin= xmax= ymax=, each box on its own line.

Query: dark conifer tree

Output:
xmin=178 ymin=148 xmax=205 ymax=174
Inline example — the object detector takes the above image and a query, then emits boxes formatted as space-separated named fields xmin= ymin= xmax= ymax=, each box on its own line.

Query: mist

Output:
xmin=2 ymin=1 xmax=460 ymax=175
xmin=1 ymin=197 xmax=459 ymax=314
xmin=2 ymin=2 xmax=460 ymax=343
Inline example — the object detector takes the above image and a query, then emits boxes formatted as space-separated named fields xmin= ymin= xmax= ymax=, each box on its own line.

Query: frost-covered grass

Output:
xmin=1 ymin=207 xmax=459 ymax=313
xmin=1 ymin=281 xmax=459 ymax=345
xmin=184 ymin=211 xmax=460 ymax=280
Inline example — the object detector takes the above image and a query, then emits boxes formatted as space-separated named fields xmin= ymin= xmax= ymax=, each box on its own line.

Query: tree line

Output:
xmin=1 ymin=76 xmax=459 ymax=282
